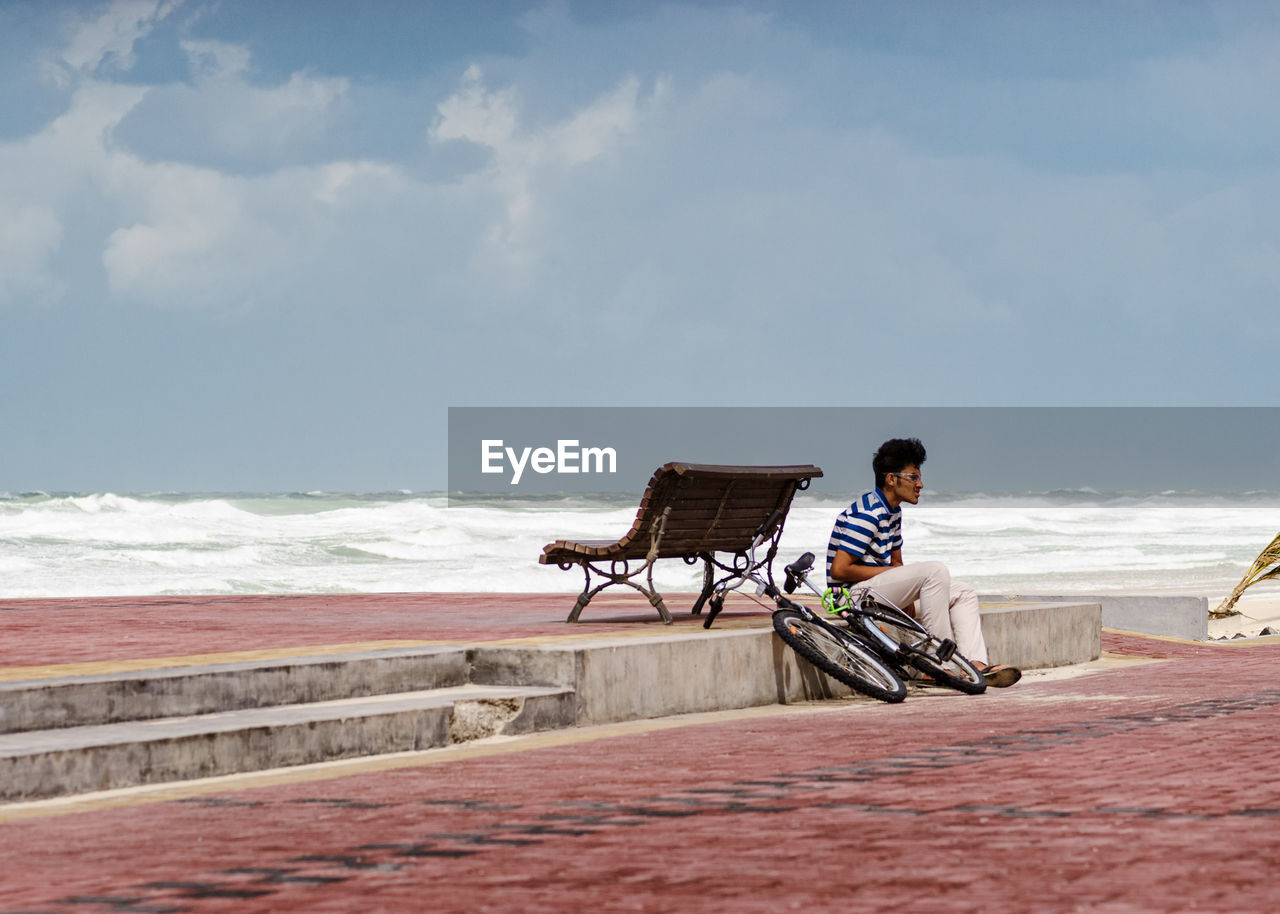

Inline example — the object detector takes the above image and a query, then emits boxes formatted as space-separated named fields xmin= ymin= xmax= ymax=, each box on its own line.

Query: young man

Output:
xmin=827 ymin=437 xmax=1021 ymax=688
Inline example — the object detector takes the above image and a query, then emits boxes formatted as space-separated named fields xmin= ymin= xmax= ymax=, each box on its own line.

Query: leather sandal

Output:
xmin=979 ymin=664 xmax=1021 ymax=688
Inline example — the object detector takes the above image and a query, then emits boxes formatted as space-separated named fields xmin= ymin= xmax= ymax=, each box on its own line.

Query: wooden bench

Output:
xmin=539 ymin=462 xmax=823 ymax=624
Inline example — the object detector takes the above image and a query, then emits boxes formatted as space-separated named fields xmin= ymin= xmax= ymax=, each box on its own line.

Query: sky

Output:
xmin=2 ymin=0 xmax=1278 ymax=493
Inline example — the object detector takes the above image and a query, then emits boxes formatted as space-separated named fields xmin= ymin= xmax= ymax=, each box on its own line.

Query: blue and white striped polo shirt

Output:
xmin=826 ymin=487 xmax=902 ymax=587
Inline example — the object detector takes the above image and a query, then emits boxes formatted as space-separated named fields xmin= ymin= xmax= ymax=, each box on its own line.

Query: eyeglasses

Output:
xmin=892 ymin=473 xmax=923 ymax=484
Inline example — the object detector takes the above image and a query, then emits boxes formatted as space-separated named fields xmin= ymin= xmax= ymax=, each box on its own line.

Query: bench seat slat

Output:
xmin=638 ymin=493 xmax=795 ymax=512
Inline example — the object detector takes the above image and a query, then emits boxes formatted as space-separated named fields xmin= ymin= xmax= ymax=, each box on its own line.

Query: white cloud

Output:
xmin=432 ymin=65 xmax=651 ymax=168
xmin=0 ymin=69 xmax=372 ymax=311
xmin=547 ymin=75 xmax=647 ymax=166
xmin=54 ymin=0 xmax=180 ymax=80
xmin=195 ymin=68 xmax=349 ymax=160
xmin=181 ymin=39 xmax=251 ymax=82
xmin=100 ymin=162 xmax=245 ymax=304
xmin=0 ymin=204 xmax=64 ymax=305
xmin=106 ymin=40 xmax=350 ymax=164
xmin=431 ymin=65 xmax=518 ymax=150
xmin=96 ymin=153 xmax=424 ymax=309
xmin=0 ymin=81 xmax=149 ymax=305
xmin=313 ymin=161 xmax=402 ymax=207
xmin=430 ymin=66 xmax=657 ymax=271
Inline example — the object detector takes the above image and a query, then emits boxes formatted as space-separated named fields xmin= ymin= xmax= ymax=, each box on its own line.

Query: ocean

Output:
xmin=1 ymin=490 xmax=1278 ymax=601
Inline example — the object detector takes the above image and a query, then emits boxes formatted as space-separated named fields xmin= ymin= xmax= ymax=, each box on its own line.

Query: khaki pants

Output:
xmin=859 ymin=561 xmax=987 ymax=665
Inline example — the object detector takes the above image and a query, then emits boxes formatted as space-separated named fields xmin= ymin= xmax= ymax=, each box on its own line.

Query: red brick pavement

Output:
xmin=0 ymin=591 xmax=762 ymax=667
xmin=3 ymin=631 xmax=1279 ymax=912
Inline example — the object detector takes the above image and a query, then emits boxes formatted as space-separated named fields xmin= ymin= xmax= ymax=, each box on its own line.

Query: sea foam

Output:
xmin=0 ymin=490 xmax=1277 ymax=600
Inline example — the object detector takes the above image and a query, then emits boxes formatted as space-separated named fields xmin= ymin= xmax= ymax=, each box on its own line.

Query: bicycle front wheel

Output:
xmin=773 ymin=609 xmax=907 ymax=703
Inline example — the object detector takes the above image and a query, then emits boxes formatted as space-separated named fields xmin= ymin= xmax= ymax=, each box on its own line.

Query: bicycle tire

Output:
xmin=773 ymin=609 xmax=907 ymax=703
xmin=908 ymin=646 xmax=987 ymax=694
xmin=853 ymin=608 xmax=987 ymax=695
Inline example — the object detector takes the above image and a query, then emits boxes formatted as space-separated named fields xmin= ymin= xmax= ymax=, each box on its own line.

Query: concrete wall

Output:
xmin=979 ymin=602 xmax=1101 ymax=669
xmin=473 ymin=600 xmax=1102 ymax=726
xmin=981 ymin=594 xmax=1206 ymax=641
xmin=472 ymin=630 xmax=856 ymax=727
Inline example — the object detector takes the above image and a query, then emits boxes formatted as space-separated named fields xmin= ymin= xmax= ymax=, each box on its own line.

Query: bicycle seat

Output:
xmin=783 ymin=552 xmax=815 ymax=593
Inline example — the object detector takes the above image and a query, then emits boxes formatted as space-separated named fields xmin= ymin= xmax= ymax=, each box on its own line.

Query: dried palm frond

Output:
xmin=1212 ymin=530 xmax=1280 ymax=618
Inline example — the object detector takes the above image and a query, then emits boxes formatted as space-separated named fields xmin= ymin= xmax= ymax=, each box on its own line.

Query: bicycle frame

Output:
xmin=714 ymin=542 xmax=981 ymax=696
xmin=834 ymin=587 xmax=957 ymax=665
xmin=774 ymin=560 xmax=927 ymax=662
xmin=715 ymin=543 xmax=955 ymax=667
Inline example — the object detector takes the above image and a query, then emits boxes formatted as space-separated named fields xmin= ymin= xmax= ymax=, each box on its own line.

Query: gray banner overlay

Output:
xmin=447 ymin=407 xmax=1280 ymax=499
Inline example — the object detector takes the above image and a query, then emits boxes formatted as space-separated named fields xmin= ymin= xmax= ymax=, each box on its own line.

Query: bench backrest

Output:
xmin=597 ymin=462 xmax=823 ymax=559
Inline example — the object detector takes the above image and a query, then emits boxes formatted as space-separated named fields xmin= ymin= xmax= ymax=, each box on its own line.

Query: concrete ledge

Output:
xmin=574 ymin=629 xmax=857 ymax=725
xmin=473 ymin=601 xmax=1102 ymax=725
xmin=979 ymin=602 xmax=1101 ymax=669
xmin=981 ymin=593 xmax=1207 ymax=641
xmin=0 ymin=647 xmax=470 ymax=734
xmin=473 ymin=630 xmax=856 ymax=726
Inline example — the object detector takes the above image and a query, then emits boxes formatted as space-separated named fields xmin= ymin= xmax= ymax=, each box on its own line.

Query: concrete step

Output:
xmin=0 ymin=646 xmax=470 ymax=733
xmin=0 ymin=684 xmax=575 ymax=801
xmin=0 ymin=599 xmax=1101 ymax=801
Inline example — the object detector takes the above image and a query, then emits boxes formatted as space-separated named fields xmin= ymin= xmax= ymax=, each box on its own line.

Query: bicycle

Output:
xmin=702 ymin=532 xmax=908 ymax=703
xmin=797 ymin=554 xmax=988 ymax=695
xmin=705 ymin=542 xmax=986 ymax=699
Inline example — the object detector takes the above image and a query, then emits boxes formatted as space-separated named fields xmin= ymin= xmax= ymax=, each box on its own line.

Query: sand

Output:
xmin=1206 ymin=594 xmax=1280 ymax=640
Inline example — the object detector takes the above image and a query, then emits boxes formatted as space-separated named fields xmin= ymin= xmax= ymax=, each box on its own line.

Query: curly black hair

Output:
xmin=872 ymin=438 xmax=926 ymax=488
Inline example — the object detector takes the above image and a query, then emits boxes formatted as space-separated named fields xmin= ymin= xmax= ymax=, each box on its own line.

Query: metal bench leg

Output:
xmin=566 ymin=590 xmax=590 ymax=623
xmin=566 ymin=571 xmax=672 ymax=624
xmin=568 ymin=578 xmax=620 ymax=623
xmin=567 ymin=564 xmax=607 ymax=623
xmin=573 ymin=578 xmax=672 ymax=624
xmin=608 ymin=575 xmax=675 ymax=624
xmin=643 ymin=554 xmax=672 ymax=624
xmin=647 ymin=591 xmax=673 ymax=625
xmin=563 ymin=550 xmax=673 ymax=625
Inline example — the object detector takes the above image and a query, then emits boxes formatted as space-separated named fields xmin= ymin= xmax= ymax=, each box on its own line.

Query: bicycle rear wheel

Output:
xmin=909 ymin=647 xmax=986 ymax=694
xmin=856 ymin=607 xmax=986 ymax=695
xmin=773 ymin=609 xmax=907 ymax=703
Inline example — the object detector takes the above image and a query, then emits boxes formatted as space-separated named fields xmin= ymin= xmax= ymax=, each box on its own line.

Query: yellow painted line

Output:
xmin=1103 ymin=627 xmax=1280 ymax=652
xmin=478 ymin=620 xmax=771 ymax=647
xmin=0 ymin=641 xmax=448 ymax=682
xmin=0 ymin=617 xmax=776 ymax=682
xmin=1099 ymin=651 xmax=1160 ymax=661
xmin=1104 ymin=627 xmax=1280 ymax=648
xmin=0 ymin=700 xmax=859 ymax=824
xmin=1096 ymin=651 xmax=1170 ymax=667
xmin=1102 ymin=627 xmax=1207 ymax=645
